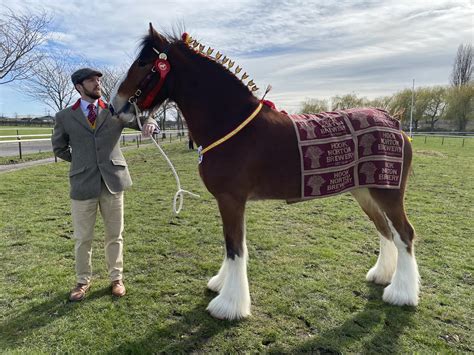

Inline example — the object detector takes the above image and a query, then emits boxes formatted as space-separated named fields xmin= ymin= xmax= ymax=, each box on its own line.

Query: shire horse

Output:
xmin=112 ymin=24 xmax=420 ymax=320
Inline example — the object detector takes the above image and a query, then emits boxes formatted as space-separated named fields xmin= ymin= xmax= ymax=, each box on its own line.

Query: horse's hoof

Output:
xmin=382 ymin=283 xmax=419 ymax=306
xmin=206 ymin=294 xmax=250 ymax=320
xmin=207 ymin=274 xmax=224 ymax=293
xmin=366 ymin=266 xmax=394 ymax=285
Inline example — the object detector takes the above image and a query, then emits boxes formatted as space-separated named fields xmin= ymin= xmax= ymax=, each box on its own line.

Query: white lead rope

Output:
xmin=132 ymin=102 xmax=200 ymax=214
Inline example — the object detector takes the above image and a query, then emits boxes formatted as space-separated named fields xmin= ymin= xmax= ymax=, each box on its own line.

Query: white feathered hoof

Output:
xmin=382 ymin=283 xmax=419 ymax=306
xmin=206 ymin=294 xmax=251 ymax=320
xmin=366 ymin=265 xmax=394 ymax=285
xmin=207 ymin=274 xmax=225 ymax=293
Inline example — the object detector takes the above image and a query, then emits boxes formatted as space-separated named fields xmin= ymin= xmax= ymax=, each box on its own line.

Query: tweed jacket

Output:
xmin=52 ymin=98 xmax=155 ymax=200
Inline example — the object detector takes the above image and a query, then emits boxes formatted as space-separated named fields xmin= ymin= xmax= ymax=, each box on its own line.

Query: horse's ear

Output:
xmin=149 ymin=22 xmax=155 ymax=36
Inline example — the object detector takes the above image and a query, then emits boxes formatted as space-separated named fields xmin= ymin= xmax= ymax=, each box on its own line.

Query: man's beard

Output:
xmin=84 ymin=86 xmax=101 ymax=100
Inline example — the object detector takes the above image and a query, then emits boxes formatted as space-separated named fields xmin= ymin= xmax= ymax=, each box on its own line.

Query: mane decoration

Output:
xmin=181 ymin=32 xmax=259 ymax=92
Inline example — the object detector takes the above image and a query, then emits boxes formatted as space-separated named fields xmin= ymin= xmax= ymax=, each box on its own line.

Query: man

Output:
xmin=52 ymin=68 xmax=157 ymax=301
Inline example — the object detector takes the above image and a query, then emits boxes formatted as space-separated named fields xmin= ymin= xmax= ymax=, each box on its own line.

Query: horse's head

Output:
xmin=111 ymin=23 xmax=173 ymax=115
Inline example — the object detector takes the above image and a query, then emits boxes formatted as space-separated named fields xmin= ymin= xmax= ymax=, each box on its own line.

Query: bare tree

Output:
xmin=21 ymin=51 xmax=78 ymax=112
xmin=97 ymin=65 xmax=126 ymax=102
xmin=450 ymin=44 xmax=473 ymax=87
xmin=0 ymin=8 xmax=51 ymax=84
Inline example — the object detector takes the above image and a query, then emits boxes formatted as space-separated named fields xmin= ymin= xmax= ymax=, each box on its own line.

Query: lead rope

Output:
xmin=132 ymin=102 xmax=200 ymax=214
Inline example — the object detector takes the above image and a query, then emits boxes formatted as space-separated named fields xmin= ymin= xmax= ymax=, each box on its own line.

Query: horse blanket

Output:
xmin=288 ymin=108 xmax=405 ymax=201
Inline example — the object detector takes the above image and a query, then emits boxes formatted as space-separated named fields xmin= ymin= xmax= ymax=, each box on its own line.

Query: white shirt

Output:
xmin=80 ymin=99 xmax=98 ymax=118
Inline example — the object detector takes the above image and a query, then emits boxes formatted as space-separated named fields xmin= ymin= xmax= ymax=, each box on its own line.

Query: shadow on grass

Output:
xmin=272 ymin=284 xmax=416 ymax=354
xmin=107 ymin=289 xmax=236 ymax=354
xmin=0 ymin=286 xmax=112 ymax=349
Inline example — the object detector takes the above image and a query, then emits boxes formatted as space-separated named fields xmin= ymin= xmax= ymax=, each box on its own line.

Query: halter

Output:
xmin=125 ymin=47 xmax=171 ymax=111
xmin=124 ymin=34 xmax=271 ymax=166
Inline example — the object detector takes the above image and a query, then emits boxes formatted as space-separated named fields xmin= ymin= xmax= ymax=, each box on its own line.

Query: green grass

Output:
xmin=0 ymin=137 xmax=473 ymax=353
xmin=0 ymin=152 xmax=55 ymax=165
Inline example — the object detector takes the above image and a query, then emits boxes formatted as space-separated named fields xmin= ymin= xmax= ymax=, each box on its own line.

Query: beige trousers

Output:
xmin=71 ymin=183 xmax=124 ymax=284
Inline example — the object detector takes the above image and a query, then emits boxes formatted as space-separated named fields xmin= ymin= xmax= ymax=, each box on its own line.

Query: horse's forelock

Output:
xmin=138 ymin=32 xmax=181 ymax=61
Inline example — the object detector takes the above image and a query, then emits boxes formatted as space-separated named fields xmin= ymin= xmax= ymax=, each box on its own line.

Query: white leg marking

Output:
xmin=206 ymin=253 xmax=251 ymax=320
xmin=207 ymin=257 xmax=228 ymax=293
xmin=366 ymin=232 xmax=398 ymax=284
xmin=383 ymin=217 xmax=420 ymax=306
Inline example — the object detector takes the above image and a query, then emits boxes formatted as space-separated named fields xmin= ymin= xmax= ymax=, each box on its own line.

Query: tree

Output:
xmin=450 ymin=44 xmax=473 ymax=88
xmin=300 ymin=98 xmax=329 ymax=114
xmin=21 ymin=51 xmax=78 ymax=112
xmin=445 ymin=84 xmax=474 ymax=131
xmin=390 ymin=89 xmax=414 ymax=129
xmin=424 ymin=86 xmax=447 ymax=131
xmin=331 ymin=93 xmax=367 ymax=110
xmin=97 ymin=65 xmax=126 ymax=102
xmin=366 ymin=96 xmax=393 ymax=111
xmin=0 ymin=8 xmax=51 ymax=84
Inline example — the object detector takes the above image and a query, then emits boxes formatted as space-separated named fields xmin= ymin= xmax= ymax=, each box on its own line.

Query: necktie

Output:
xmin=87 ymin=103 xmax=97 ymax=127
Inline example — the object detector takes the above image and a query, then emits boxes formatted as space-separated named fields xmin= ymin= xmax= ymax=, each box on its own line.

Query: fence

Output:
xmin=0 ymin=130 xmax=189 ymax=159
xmin=411 ymin=132 xmax=474 ymax=147
xmin=1 ymin=130 xmax=472 ymax=160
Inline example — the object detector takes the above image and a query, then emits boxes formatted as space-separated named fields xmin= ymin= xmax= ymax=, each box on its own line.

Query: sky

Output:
xmin=0 ymin=0 xmax=472 ymax=116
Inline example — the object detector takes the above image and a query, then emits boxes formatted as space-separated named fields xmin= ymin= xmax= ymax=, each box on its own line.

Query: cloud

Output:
xmin=0 ymin=0 xmax=472 ymax=115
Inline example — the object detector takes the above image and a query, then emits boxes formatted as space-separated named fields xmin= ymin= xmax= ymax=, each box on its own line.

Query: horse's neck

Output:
xmin=171 ymin=58 xmax=258 ymax=147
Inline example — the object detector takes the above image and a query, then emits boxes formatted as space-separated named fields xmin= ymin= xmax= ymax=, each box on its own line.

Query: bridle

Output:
xmin=113 ymin=44 xmax=200 ymax=214
xmin=115 ymin=46 xmax=171 ymax=115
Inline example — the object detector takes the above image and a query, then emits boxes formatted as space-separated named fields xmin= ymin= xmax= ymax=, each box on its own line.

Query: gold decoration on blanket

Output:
xmin=235 ymin=66 xmax=242 ymax=74
xmin=199 ymin=44 xmax=205 ymax=52
xmin=241 ymin=72 xmax=249 ymax=80
xmin=251 ymin=86 xmax=259 ymax=92
xmin=206 ymin=48 xmax=214 ymax=56
xmin=228 ymin=60 xmax=234 ymax=69
xmin=247 ymin=80 xmax=254 ymax=87
xmin=222 ymin=57 xmax=229 ymax=65
xmin=215 ymin=52 xmax=222 ymax=60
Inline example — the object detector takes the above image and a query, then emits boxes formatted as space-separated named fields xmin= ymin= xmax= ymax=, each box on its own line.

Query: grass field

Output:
xmin=0 ymin=137 xmax=472 ymax=353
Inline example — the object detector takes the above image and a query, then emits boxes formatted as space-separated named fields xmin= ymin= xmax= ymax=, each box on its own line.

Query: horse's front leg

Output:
xmin=206 ymin=193 xmax=250 ymax=320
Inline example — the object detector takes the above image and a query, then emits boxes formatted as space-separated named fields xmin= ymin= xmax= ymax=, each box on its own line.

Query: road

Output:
xmin=0 ymin=134 xmax=144 ymax=157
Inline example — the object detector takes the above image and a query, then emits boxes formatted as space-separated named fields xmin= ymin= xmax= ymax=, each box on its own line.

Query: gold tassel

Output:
xmin=199 ymin=44 xmax=205 ymax=52
xmin=235 ymin=66 xmax=242 ymax=74
xmin=215 ymin=52 xmax=222 ymax=60
xmin=206 ymin=47 xmax=214 ymax=56
xmin=228 ymin=60 xmax=235 ymax=69
xmin=247 ymin=80 xmax=254 ymax=86
xmin=251 ymin=86 xmax=259 ymax=92
xmin=241 ymin=72 xmax=249 ymax=80
xmin=222 ymin=57 xmax=229 ymax=65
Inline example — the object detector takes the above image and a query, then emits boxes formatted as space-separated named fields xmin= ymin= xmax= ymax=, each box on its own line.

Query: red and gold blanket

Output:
xmin=288 ymin=108 xmax=404 ymax=200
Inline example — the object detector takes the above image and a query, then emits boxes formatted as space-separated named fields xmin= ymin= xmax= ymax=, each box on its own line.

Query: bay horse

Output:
xmin=111 ymin=24 xmax=420 ymax=320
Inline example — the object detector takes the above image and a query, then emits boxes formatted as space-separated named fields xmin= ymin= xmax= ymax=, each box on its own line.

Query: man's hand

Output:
xmin=142 ymin=123 xmax=158 ymax=137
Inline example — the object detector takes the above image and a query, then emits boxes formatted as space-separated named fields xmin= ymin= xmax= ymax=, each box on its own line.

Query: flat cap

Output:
xmin=71 ymin=68 xmax=103 ymax=85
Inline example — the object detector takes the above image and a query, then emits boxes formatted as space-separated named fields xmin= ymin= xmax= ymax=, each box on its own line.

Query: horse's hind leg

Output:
xmin=371 ymin=188 xmax=420 ymax=306
xmin=351 ymin=188 xmax=397 ymax=285
xmin=206 ymin=193 xmax=250 ymax=320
